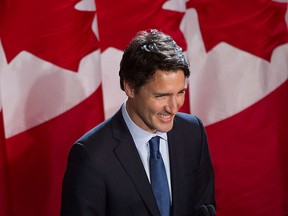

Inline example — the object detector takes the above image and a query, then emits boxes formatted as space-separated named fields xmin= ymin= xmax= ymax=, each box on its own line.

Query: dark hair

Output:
xmin=119 ymin=29 xmax=190 ymax=92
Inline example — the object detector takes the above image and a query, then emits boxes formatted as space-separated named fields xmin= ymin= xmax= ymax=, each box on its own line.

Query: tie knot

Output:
xmin=149 ymin=136 xmax=160 ymax=158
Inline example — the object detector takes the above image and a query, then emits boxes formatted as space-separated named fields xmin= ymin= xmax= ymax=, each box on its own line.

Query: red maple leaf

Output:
xmin=96 ymin=0 xmax=187 ymax=52
xmin=0 ymin=0 xmax=99 ymax=72
xmin=187 ymin=0 xmax=288 ymax=62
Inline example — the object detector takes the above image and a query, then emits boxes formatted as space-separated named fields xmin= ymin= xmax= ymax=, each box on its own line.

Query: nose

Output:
xmin=166 ymin=96 xmax=181 ymax=115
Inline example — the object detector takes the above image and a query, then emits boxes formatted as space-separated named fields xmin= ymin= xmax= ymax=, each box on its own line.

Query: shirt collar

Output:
xmin=121 ymin=101 xmax=167 ymax=145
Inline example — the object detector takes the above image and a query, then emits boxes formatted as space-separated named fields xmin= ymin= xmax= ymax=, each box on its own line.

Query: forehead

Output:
xmin=144 ymin=69 xmax=187 ymax=91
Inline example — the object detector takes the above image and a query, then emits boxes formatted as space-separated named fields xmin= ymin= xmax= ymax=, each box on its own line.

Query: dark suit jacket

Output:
xmin=61 ymin=110 xmax=215 ymax=216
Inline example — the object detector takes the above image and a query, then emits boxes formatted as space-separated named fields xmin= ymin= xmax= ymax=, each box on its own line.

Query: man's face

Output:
xmin=125 ymin=69 xmax=187 ymax=133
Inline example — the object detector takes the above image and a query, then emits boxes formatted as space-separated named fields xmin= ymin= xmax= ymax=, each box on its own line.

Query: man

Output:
xmin=61 ymin=29 xmax=216 ymax=216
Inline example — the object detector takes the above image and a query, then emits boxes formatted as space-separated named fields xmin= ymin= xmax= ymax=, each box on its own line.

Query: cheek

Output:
xmin=143 ymin=101 xmax=163 ymax=117
xmin=136 ymin=99 xmax=158 ymax=115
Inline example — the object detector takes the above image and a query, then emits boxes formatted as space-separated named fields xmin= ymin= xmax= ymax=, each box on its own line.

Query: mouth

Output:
xmin=158 ymin=113 xmax=174 ymax=122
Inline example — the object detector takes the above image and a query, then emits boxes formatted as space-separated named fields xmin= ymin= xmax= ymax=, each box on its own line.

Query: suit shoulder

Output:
xmin=175 ymin=112 xmax=203 ymax=126
xmin=76 ymin=116 xmax=113 ymax=146
xmin=173 ymin=113 xmax=206 ymax=136
xmin=73 ymin=109 xmax=126 ymax=151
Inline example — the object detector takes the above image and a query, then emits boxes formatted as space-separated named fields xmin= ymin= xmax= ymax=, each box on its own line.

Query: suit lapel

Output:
xmin=168 ymin=122 xmax=186 ymax=216
xmin=111 ymin=110 xmax=160 ymax=216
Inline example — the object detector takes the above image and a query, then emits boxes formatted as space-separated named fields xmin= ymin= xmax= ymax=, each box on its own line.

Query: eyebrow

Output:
xmin=154 ymin=87 xmax=187 ymax=96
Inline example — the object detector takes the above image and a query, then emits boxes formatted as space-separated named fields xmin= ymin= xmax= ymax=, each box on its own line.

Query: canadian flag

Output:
xmin=0 ymin=0 xmax=287 ymax=216
xmin=0 ymin=0 xmax=104 ymax=215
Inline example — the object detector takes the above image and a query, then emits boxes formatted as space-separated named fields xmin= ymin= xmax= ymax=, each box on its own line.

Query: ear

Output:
xmin=124 ymin=81 xmax=135 ymax=98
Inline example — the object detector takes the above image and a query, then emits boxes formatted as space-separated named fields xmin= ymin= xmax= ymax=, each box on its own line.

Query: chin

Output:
xmin=157 ymin=125 xmax=173 ymax=133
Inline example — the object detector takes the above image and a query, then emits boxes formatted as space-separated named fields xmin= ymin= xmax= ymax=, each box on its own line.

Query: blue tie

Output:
xmin=149 ymin=136 xmax=171 ymax=216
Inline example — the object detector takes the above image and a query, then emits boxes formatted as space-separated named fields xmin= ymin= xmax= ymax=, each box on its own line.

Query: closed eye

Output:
xmin=178 ymin=88 xmax=186 ymax=95
xmin=155 ymin=94 xmax=170 ymax=99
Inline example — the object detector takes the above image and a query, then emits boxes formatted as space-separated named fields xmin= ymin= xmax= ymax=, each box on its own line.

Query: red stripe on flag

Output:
xmin=0 ymin=111 xmax=12 ymax=216
xmin=206 ymin=81 xmax=288 ymax=216
xmin=5 ymin=87 xmax=104 ymax=216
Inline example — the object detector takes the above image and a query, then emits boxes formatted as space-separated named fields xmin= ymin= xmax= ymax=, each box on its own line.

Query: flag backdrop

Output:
xmin=0 ymin=0 xmax=287 ymax=215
